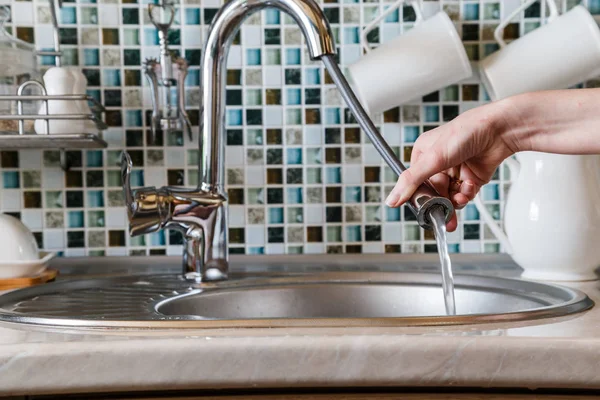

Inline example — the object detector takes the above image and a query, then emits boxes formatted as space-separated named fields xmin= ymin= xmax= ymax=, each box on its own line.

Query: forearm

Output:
xmin=498 ymin=88 xmax=600 ymax=154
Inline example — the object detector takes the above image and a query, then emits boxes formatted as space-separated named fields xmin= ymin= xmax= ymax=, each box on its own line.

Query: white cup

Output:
xmin=479 ymin=1 xmax=600 ymax=101
xmin=347 ymin=0 xmax=472 ymax=116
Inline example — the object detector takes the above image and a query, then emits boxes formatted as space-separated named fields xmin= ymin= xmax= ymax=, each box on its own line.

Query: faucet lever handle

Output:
xmin=121 ymin=151 xmax=134 ymax=208
xmin=121 ymin=151 xmax=163 ymax=236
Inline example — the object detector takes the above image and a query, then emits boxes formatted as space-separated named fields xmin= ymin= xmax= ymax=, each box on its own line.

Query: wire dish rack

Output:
xmin=0 ymin=80 xmax=108 ymax=149
xmin=0 ymin=0 xmax=108 ymax=152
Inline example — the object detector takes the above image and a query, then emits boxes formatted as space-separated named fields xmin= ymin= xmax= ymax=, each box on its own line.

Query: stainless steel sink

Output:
xmin=0 ymin=270 xmax=593 ymax=329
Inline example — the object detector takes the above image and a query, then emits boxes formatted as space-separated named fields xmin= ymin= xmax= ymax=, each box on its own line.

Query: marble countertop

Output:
xmin=0 ymin=254 xmax=599 ymax=396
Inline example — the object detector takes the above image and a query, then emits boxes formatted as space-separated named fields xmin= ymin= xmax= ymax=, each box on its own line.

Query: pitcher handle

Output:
xmin=473 ymin=157 xmax=520 ymax=253
xmin=361 ymin=0 xmax=423 ymax=54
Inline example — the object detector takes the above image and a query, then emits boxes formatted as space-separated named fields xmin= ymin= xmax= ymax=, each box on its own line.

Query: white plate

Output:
xmin=0 ymin=252 xmax=55 ymax=279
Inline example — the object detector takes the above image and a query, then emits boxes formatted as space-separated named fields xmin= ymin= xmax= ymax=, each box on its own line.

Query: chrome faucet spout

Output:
xmin=199 ymin=0 xmax=336 ymax=193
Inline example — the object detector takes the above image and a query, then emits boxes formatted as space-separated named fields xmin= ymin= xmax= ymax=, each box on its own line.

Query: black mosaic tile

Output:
xmin=365 ymin=225 xmax=381 ymax=241
xmin=268 ymin=227 xmax=284 ymax=243
xmin=86 ymin=171 xmax=104 ymax=187
xmin=227 ymin=89 xmax=242 ymax=105
xmin=227 ymin=129 xmax=243 ymax=145
xmin=267 ymin=148 xmax=283 ymax=164
xmin=267 ymin=188 xmax=283 ymax=204
xmin=169 ymin=230 xmax=184 ymax=245
xmin=323 ymin=7 xmax=339 ymax=23
xmin=66 ymin=191 xmax=84 ymax=208
xmin=326 ymin=206 xmax=342 ymax=223
xmin=286 ymin=168 xmax=302 ymax=184
xmin=123 ymin=50 xmax=140 ymax=66
xmin=443 ymin=105 xmax=459 ymax=122
xmin=67 ymin=231 xmax=85 ymax=248
xmin=264 ymin=28 xmax=280 ymax=45
xmin=246 ymin=109 xmax=263 ymax=125
xmin=0 ymin=151 xmax=19 ymax=168
xmin=285 ymin=69 xmax=301 ymax=84
xmin=108 ymin=230 xmax=126 ymax=246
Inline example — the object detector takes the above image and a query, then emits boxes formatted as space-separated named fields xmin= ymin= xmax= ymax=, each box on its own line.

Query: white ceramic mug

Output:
xmin=347 ymin=0 xmax=472 ymax=116
xmin=34 ymin=67 xmax=88 ymax=135
xmin=479 ymin=0 xmax=600 ymax=101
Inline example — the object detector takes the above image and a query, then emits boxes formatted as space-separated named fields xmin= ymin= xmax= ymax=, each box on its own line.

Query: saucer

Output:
xmin=0 ymin=252 xmax=55 ymax=279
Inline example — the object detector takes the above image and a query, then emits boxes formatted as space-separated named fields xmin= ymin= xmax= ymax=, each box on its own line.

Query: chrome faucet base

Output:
xmin=121 ymin=152 xmax=228 ymax=282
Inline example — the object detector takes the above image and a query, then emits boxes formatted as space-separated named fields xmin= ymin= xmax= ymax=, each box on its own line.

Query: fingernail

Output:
xmin=385 ymin=192 xmax=400 ymax=207
xmin=464 ymin=181 xmax=476 ymax=196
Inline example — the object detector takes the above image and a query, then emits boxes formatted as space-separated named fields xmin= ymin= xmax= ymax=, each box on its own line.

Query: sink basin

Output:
xmin=0 ymin=271 xmax=592 ymax=329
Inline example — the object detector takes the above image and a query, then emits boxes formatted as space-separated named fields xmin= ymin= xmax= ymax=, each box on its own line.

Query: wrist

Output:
xmin=492 ymin=92 xmax=538 ymax=154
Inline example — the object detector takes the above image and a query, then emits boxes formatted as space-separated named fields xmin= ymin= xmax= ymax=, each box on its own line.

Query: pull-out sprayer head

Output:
xmin=407 ymin=183 xmax=454 ymax=230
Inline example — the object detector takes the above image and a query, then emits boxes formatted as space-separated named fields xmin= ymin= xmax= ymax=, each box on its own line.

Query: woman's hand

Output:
xmin=385 ymin=88 xmax=600 ymax=231
xmin=385 ymin=99 xmax=519 ymax=232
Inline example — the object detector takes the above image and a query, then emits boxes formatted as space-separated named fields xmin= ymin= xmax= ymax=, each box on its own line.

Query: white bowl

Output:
xmin=0 ymin=251 xmax=55 ymax=279
xmin=0 ymin=214 xmax=39 ymax=262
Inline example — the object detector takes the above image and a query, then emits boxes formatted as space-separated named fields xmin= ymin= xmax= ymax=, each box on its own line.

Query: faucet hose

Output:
xmin=320 ymin=55 xmax=453 ymax=229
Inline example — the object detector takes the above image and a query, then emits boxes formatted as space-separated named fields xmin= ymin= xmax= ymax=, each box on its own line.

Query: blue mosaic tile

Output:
xmin=463 ymin=204 xmax=480 ymax=221
xmin=227 ymin=109 xmax=243 ymax=126
xmin=126 ymin=110 xmax=143 ymax=127
xmin=246 ymin=49 xmax=262 ymax=65
xmin=448 ymin=244 xmax=460 ymax=253
xmin=61 ymin=7 xmax=77 ymax=24
xmin=86 ymin=151 xmax=103 ymax=168
xmin=102 ymin=69 xmax=121 ymax=86
xmin=346 ymin=225 xmax=361 ymax=242
xmin=287 ymin=187 xmax=303 ymax=204
xmin=83 ymin=49 xmax=99 ymax=66
xmin=268 ymin=207 xmax=284 ymax=224
xmin=325 ymin=108 xmax=341 ymax=124
xmin=2 ymin=172 xmax=19 ymax=189
xmin=482 ymin=183 xmax=499 ymax=201
xmin=326 ymin=167 xmax=341 ymax=184
xmin=130 ymin=170 xmax=144 ymax=187
xmin=149 ymin=231 xmax=166 ymax=246
xmin=185 ymin=8 xmax=201 ymax=24
xmin=384 ymin=7 xmax=399 ymax=22
xmin=286 ymin=88 xmax=301 ymax=105
xmin=286 ymin=48 xmax=301 ymax=65
xmin=345 ymin=186 xmax=361 ymax=203
xmin=265 ymin=9 xmax=281 ymax=24
xmin=248 ymin=247 xmax=265 ymax=254
xmin=424 ymin=106 xmax=439 ymax=123
xmin=404 ymin=126 xmax=419 ymax=142
xmin=463 ymin=3 xmax=479 ymax=20
xmin=344 ymin=27 xmax=359 ymax=44
xmin=144 ymin=28 xmax=159 ymax=45
xmin=68 ymin=211 xmax=84 ymax=228
xmin=386 ymin=206 xmax=401 ymax=222
xmin=305 ymin=68 xmax=321 ymax=85
xmin=287 ymin=148 xmax=302 ymax=165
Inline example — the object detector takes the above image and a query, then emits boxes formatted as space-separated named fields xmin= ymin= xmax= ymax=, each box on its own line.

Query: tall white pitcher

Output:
xmin=474 ymin=153 xmax=600 ymax=281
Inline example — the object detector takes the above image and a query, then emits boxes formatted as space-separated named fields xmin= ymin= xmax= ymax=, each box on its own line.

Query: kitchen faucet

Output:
xmin=122 ymin=0 xmax=452 ymax=282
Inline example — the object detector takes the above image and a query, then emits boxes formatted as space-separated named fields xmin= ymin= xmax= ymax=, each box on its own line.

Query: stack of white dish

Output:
xmin=0 ymin=214 xmax=54 ymax=279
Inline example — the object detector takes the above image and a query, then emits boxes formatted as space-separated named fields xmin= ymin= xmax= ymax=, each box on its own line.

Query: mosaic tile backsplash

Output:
xmin=0 ymin=0 xmax=598 ymax=257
